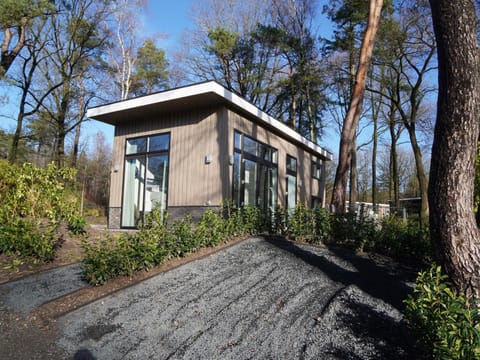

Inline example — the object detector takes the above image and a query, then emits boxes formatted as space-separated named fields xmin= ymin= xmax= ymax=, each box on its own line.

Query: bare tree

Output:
xmin=104 ymin=0 xmax=147 ymax=100
xmin=6 ymin=15 xmax=64 ymax=163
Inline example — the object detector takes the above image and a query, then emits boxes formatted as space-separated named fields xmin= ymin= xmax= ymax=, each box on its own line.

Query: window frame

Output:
xmin=121 ymin=132 xmax=171 ymax=228
xmin=232 ymin=130 xmax=278 ymax=208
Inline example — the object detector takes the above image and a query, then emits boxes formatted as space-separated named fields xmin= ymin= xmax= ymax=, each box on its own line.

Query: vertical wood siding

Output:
xmin=109 ymin=104 xmax=326 ymax=210
xmin=110 ymin=105 xmax=229 ymax=208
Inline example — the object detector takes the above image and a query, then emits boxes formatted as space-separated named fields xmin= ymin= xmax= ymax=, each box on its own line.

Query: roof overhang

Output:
xmin=87 ymin=81 xmax=333 ymax=160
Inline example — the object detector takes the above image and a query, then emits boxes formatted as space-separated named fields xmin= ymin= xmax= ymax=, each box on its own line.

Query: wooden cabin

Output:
xmin=87 ymin=81 xmax=332 ymax=229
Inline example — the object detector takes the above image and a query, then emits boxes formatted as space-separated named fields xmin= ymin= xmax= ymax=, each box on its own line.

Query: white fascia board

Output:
xmin=87 ymin=81 xmax=333 ymax=160
xmin=86 ymin=82 xmax=217 ymax=119
xmin=218 ymin=84 xmax=334 ymax=161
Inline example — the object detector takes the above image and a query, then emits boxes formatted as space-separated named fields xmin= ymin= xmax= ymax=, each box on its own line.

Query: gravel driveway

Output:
xmin=60 ymin=237 xmax=416 ymax=359
xmin=1 ymin=237 xmax=417 ymax=359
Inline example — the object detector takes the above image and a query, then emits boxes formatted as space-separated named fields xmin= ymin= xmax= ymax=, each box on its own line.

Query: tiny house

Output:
xmin=87 ymin=81 xmax=333 ymax=229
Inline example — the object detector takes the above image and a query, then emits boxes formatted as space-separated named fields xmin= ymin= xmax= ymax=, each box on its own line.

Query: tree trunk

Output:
xmin=8 ymin=111 xmax=24 ymax=164
xmin=1 ymin=20 xmax=27 ymax=76
xmin=388 ymin=102 xmax=400 ymax=210
xmin=349 ymin=137 xmax=358 ymax=212
xmin=371 ymin=83 xmax=380 ymax=207
xmin=405 ymin=123 xmax=429 ymax=225
xmin=8 ymin=75 xmax=30 ymax=164
xmin=428 ymin=0 xmax=480 ymax=298
xmin=331 ymin=0 xmax=383 ymax=213
xmin=372 ymin=111 xmax=378 ymax=207
xmin=71 ymin=77 xmax=86 ymax=168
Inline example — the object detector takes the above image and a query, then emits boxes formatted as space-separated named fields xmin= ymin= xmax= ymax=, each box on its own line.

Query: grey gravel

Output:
xmin=0 ymin=263 xmax=86 ymax=314
xmin=55 ymin=237 xmax=416 ymax=359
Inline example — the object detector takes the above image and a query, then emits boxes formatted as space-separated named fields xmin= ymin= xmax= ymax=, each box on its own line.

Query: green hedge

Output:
xmin=82 ymin=203 xmax=432 ymax=285
xmin=82 ymin=205 xmax=259 ymax=285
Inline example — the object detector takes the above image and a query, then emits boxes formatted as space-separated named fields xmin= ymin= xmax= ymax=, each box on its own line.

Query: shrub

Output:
xmin=222 ymin=202 xmax=244 ymax=238
xmin=404 ymin=265 xmax=480 ymax=359
xmin=0 ymin=161 xmax=83 ymax=261
xmin=0 ymin=219 xmax=57 ymax=262
xmin=313 ymin=207 xmax=331 ymax=244
xmin=82 ymin=235 xmax=126 ymax=285
xmin=68 ymin=217 xmax=87 ymax=235
xmin=329 ymin=212 xmax=377 ymax=251
xmin=169 ymin=215 xmax=197 ymax=257
xmin=82 ymin=231 xmax=166 ymax=285
xmin=196 ymin=210 xmax=227 ymax=247
xmin=374 ymin=216 xmax=431 ymax=265
xmin=242 ymin=205 xmax=260 ymax=235
xmin=289 ymin=203 xmax=316 ymax=242
xmin=272 ymin=205 xmax=288 ymax=236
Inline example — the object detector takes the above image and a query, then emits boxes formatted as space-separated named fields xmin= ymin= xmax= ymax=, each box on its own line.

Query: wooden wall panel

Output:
xmin=110 ymin=106 xmax=226 ymax=209
xmin=109 ymin=103 xmax=327 ymax=212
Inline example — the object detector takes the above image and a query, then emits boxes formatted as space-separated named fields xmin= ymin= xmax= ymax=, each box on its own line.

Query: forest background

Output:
xmin=0 ymin=0 xmax=437 ymax=216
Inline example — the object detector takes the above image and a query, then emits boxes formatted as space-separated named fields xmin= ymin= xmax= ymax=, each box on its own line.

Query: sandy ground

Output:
xmin=0 ymin=234 xmax=417 ymax=359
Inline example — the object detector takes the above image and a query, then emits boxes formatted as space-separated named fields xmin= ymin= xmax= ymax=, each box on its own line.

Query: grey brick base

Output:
xmin=167 ymin=206 xmax=221 ymax=222
xmin=108 ymin=207 xmax=121 ymax=229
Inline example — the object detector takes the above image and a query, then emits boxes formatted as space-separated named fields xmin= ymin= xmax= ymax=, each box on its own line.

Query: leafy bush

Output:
xmin=272 ymin=205 xmax=288 ymax=236
xmin=0 ymin=161 xmax=83 ymax=261
xmin=222 ymin=202 xmax=244 ymax=238
xmin=82 ymin=231 xmax=165 ymax=285
xmin=329 ymin=212 xmax=377 ymax=251
xmin=241 ymin=205 xmax=260 ymax=235
xmin=289 ymin=203 xmax=316 ymax=242
xmin=170 ymin=215 xmax=197 ymax=256
xmin=82 ymin=235 xmax=127 ymax=285
xmin=373 ymin=216 xmax=431 ymax=265
xmin=404 ymin=265 xmax=480 ymax=359
xmin=313 ymin=207 xmax=331 ymax=244
xmin=0 ymin=161 xmax=79 ymax=223
xmin=68 ymin=217 xmax=87 ymax=235
xmin=0 ymin=219 xmax=57 ymax=262
xmin=196 ymin=210 xmax=227 ymax=247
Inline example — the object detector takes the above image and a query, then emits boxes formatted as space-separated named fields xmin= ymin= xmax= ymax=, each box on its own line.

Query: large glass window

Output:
xmin=286 ymin=155 xmax=297 ymax=211
xmin=232 ymin=131 xmax=278 ymax=213
xmin=122 ymin=133 xmax=170 ymax=227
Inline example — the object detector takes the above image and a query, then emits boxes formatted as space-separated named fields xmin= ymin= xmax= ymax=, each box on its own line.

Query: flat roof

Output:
xmin=87 ymin=81 xmax=333 ymax=160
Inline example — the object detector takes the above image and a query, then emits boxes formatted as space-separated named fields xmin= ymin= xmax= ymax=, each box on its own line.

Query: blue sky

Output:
xmin=81 ymin=0 xmax=187 ymax=148
xmin=86 ymin=0 xmax=340 ymax=154
xmin=0 ymin=1 xmax=343 ymax=156
xmin=85 ymin=0 xmax=198 ymax=146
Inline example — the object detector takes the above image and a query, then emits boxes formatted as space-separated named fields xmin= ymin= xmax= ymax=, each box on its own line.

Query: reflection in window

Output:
xmin=312 ymin=159 xmax=322 ymax=180
xmin=149 ymin=134 xmax=170 ymax=152
xmin=243 ymin=135 xmax=257 ymax=156
xmin=287 ymin=155 xmax=297 ymax=173
xmin=286 ymin=155 xmax=297 ymax=211
xmin=126 ymin=137 xmax=147 ymax=155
